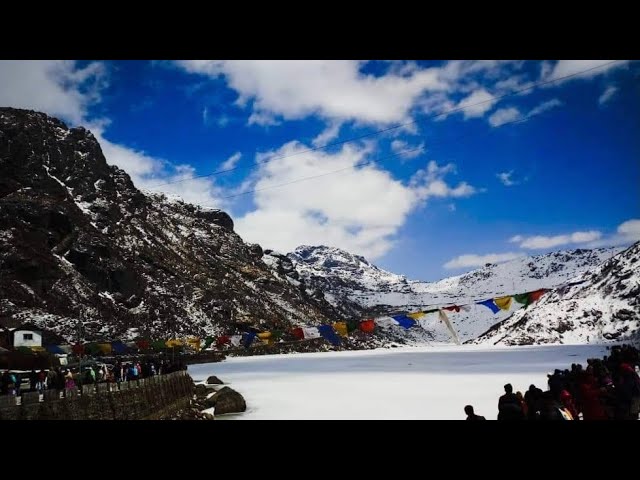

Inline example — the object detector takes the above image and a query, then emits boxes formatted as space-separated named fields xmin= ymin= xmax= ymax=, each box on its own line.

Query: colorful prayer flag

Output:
xmin=318 ymin=325 xmax=342 ymax=346
xmin=477 ymin=299 xmax=500 ymax=314
xmin=438 ymin=309 xmax=461 ymax=345
xmin=493 ymin=296 xmax=513 ymax=311
xmin=391 ymin=315 xmax=417 ymax=329
xmin=332 ymin=322 xmax=348 ymax=337
xmin=359 ymin=319 xmax=375 ymax=333
xmin=302 ymin=327 xmax=321 ymax=339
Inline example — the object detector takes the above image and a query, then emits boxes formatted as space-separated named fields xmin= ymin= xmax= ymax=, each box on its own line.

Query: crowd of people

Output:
xmin=466 ymin=344 xmax=640 ymax=420
xmin=0 ymin=357 xmax=187 ymax=397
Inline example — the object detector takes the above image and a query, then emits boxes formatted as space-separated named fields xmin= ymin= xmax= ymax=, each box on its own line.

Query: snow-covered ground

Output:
xmin=188 ymin=344 xmax=611 ymax=419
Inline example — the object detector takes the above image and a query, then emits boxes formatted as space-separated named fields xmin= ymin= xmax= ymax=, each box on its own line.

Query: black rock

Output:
xmin=204 ymin=386 xmax=246 ymax=414
xmin=206 ymin=375 xmax=224 ymax=385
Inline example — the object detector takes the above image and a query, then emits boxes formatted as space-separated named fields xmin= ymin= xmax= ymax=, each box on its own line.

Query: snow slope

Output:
xmin=271 ymin=245 xmax=622 ymax=343
xmin=473 ymin=241 xmax=640 ymax=345
xmin=188 ymin=344 xmax=611 ymax=419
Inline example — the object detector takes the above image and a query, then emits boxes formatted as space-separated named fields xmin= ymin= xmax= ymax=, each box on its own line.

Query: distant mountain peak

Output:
xmin=265 ymin=243 xmax=625 ymax=344
xmin=471 ymin=241 xmax=640 ymax=346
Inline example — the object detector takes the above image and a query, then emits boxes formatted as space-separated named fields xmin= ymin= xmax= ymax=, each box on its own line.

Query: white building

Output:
xmin=11 ymin=323 xmax=43 ymax=348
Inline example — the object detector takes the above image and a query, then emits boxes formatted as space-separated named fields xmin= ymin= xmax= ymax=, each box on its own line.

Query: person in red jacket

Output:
xmin=578 ymin=374 xmax=608 ymax=420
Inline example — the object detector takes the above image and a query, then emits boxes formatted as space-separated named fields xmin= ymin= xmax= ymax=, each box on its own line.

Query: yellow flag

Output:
xmin=186 ymin=337 xmax=201 ymax=351
xmin=258 ymin=332 xmax=272 ymax=339
xmin=332 ymin=322 xmax=348 ymax=337
xmin=408 ymin=311 xmax=426 ymax=320
xmin=494 ymin=296 xmax=513 ymax=310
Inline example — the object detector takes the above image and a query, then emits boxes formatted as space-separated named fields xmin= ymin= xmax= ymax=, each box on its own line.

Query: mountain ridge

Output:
xmin=0 ymin=107 xmax=342 ymax=342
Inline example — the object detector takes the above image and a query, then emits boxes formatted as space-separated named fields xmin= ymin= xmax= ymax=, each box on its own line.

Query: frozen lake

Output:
xmin=188 ymin=344 xmax=610 ymax=419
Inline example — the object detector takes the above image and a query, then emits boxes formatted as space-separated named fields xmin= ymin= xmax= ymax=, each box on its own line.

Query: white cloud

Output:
xmin=235 ymin=143 xmax=479 ymax=259
xmin=489 ymin=107 xmax=522 ymax=127
xmin=514 ymin=230 xmax=602 ymax=249
xmin=545 ymin=60 xmax=627 ymax=82
xmin=0 ymin=61 xmax=227 ymax=210
xmin=617 ymin=219 xmax=640 ymax=238
xmin=598 ymin=85 xmax=618 ymax=105
xmin=496 ymin=170 xmax=517 ymax=186
xmin=0 ymin=60 xmax=107 ymax=124
xmin=220 ymin=152 xmax=242 ymax=171
xmin=529 ymin=98 xmax=562 ymax=116
xmin=409 ymin=161 xmax=479 ymax=200
xmin=509 ymin=235 xmax=523 ymax=243
xmin=312 ymin=121 xmax=342 ymax=147
xmin=88 ymin=124 xmax=228 ymax=209
xmin=175 ymin=60 xmax=621 ymax=131
xmin=176 ymin=60 xmax=449 ymax=125
xmin=488 ymin=98 xmax=561 ymax=129
xmin=456 ymin=88 xmax=496 ymax=118
xmin=390 ymin=139 xmax=425 ymax=159
xmin=584 ymin=219 xmax=640 ymax=248
xmin=444 ymin=252 xmax=524 ymax=269
xmin=248 ymin=110 xmax=280 ymax=126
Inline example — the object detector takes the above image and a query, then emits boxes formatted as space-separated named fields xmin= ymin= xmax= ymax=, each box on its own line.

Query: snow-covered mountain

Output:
xmin=3 ymin=108 xmax=633 ymax=349
xmin=472 ymin=241 xmax=640 ymax=346
xmin=0 ymin=108 xmax=343 ymax=342
xmin=265 ymin=244 xmax=623 ymax=343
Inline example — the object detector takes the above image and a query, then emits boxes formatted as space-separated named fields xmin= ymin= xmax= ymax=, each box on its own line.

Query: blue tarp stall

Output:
xmin=317 ymin=325 xmax=342 ymax=346
xmin=391 ymin=315 xmax=418 ymax=329
xmin=46 ymin=345 xmax=65 ymax=354
xmin=111 ymin=341 xmax=128 ymax=355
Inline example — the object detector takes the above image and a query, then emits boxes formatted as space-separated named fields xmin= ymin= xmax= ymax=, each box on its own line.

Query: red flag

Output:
xmin=359 ymin=319 xmax=375 ymax=333
xmin=292 ymin=327 xmax=304 ymax=340
xmin=529 ymin=289 xmax=546 ymax=303
xmin=216 ymin=335 xmax=230 ymax=346
xmin=443 ymin=305 xmax=461 ymax=312
xmin=72 ymin=343 xmax=85 ymax=355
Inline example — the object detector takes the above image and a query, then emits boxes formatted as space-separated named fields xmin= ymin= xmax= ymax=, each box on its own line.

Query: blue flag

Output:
xmin=392 ymin=315 xmax=418 ymax=329
xmin=477 ymin=299 xmax=500 ymax=314
xmin=242 ymin=332 xmax=257 ymax=348
xmin=317 ymin=325 xmax=342 ymax=346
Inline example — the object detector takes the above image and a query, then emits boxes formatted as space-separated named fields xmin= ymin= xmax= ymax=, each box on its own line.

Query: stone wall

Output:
xmin=0 ymin=371 xmax=193 ymax=420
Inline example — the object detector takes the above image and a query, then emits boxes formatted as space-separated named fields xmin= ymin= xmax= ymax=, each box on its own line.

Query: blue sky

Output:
xmin=1 ymin=60 xmax=638 ymax=280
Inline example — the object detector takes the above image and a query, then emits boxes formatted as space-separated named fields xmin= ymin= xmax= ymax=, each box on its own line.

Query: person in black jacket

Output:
xmin=524 ymin=384 xmax=543 ymax=420
xmin=464 ymin=405 xmax=486 ymax=420
xmin=498 ymin=383 xmax=525 ymax=420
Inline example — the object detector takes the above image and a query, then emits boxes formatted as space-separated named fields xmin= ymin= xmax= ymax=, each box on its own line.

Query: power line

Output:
xmin=220 ymin=146 xmax=423 ymax=200
xmin=147 ymin=60 xmax=624 ymax=189
xmin=208 ymin=109 xmax=545 ymax=202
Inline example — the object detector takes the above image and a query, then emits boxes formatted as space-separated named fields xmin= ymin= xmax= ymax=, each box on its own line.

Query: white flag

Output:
xmin=302 ymin=327 xmax=320 ymax=339
xmin=438 ymin=309 xmax=461 ymax=345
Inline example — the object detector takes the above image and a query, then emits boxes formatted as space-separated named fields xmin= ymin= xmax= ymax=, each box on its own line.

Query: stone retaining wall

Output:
xmin=0 ymin=371 xmax=193 ymax=420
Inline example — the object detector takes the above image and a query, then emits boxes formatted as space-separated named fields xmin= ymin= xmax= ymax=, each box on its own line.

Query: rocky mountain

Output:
xmin=471 ymin=241 xmax=640 ymax=346
xmin=265 ymin=244 xmax=623 ymax=343
xmin=2 ymin=107 xmax=633 ymax=349
xmin=0 ymin=108 xmax=342 ymax=342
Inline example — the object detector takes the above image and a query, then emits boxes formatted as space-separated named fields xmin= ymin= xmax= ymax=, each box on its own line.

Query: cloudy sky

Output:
xmin=1 ymin=60 xmax=638 ymax=280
